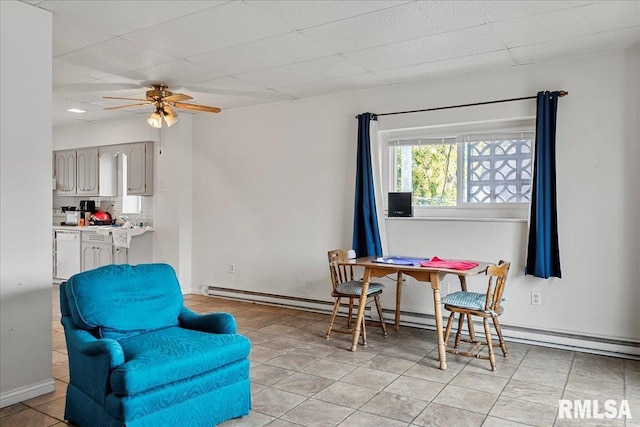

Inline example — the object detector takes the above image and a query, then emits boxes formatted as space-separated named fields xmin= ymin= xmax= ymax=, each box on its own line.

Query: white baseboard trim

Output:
xmin=0 ymin=378 xmax=56 ymax=409
xmin=202 ymin=285 xmax=640 ymax=359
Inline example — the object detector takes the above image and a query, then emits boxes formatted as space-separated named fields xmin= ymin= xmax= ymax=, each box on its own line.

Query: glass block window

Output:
xmin=463 ymin=135 xmax=533 ymax=203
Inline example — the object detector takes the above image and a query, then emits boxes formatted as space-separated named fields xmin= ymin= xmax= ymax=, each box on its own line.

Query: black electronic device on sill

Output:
xmin=388 ymin=192 xmax=413 ymax=217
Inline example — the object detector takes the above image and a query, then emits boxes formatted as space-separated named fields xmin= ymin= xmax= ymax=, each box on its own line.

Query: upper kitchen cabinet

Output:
xmin=55 ymin=150 xmax=76 ymax=195
xmin=54 ymin=148 xmax=117 ymax=197
xmin=124 ymin=142 xmax=153 ymax=196
xmin=76 ymin=148 xmax=98 ymax=195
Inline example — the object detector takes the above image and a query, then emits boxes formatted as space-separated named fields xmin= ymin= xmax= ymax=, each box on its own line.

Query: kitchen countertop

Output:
xmin=53 ymin=225 xmax=153 ymax=234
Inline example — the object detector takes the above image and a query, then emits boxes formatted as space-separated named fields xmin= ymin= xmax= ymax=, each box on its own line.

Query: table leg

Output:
xmin=431 ymin=273 xmax=448 ymax=370
xmin=458 ymin=275 xmax=476 ymax=342
xmin=395 ymin=272 xmax=403 ymax=331
xmin=350 ymin=268 xmax=370 ymax=352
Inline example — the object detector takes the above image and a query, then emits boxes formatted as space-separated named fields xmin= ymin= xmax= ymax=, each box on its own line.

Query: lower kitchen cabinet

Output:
xmin=113 ymin=246 xmax=128 ymax=265
xmin=53 ymin=228 xmax=153 ymax=281
xmin=81 ymin=232 xmax=113 ymax=271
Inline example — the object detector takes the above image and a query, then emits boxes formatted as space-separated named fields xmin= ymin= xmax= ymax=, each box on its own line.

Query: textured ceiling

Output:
xmin=21 ymin=0 xmax=640 ymax=126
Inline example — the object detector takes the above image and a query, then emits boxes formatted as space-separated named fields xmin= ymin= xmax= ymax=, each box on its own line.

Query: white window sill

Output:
xmin=385 ymin=216 xmax=527 ymax=223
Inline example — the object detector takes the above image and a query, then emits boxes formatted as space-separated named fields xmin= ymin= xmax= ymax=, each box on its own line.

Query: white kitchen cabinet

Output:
xmin=76 ymin=148 xmax=99 ymax=195
xmin=55 ymin=150 xmax=76 ymax=195
xmin=113 ymin=246 xmax=128 ymax=265
xmin=81 ymin=232 xmax=113 ymax=271
xmin=124 ymin=142 xmax=153 ymax=196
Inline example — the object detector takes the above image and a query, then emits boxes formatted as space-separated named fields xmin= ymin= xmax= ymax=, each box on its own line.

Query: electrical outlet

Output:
xmin=530 ymin=291 xmax=541 ymax=306
xmin=228 ymin=264 xmax=236 ymax=274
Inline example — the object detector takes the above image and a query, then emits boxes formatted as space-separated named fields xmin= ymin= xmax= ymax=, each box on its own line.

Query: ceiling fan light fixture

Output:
xmin=147 ymin=111 xmax=163 ymax=128
xmin=163 ymin=111 xmax=178 ymax=127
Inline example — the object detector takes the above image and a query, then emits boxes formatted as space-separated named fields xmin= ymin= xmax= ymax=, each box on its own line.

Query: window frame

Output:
xmin=380 ymin=117 xmax=535 ymax=220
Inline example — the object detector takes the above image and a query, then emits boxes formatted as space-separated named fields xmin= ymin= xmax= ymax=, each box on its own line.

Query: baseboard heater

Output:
xmin=204 ymin=285 xmax=640 ymax=359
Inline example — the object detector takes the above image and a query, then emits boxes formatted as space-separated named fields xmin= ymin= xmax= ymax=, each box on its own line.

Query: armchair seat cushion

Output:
xmin=111 ymin=327 xmax=250 ymax=395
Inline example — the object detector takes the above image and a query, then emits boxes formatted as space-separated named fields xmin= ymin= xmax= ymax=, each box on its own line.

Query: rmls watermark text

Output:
xmin=558 ymin=400 xmax=632 ymax=420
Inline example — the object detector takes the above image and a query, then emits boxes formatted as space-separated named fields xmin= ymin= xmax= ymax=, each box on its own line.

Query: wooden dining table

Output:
xmin=340 ymin=256 xmax=492 ymax=370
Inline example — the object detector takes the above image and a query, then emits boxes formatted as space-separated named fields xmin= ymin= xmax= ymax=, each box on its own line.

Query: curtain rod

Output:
xmin=357 ymin=90 xmax=568 ymax=118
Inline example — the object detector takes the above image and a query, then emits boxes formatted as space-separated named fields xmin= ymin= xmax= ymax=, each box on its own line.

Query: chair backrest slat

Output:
xmin=484 ymin=260 xmax=511 ymax=312
xmin=327 ymin=249 xmax=354 ymax=290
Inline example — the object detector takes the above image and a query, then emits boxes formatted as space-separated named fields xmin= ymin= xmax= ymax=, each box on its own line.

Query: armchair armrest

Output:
xmin=179 ymin=307 xmax=237 ymax=334
xmin=62 ymin=317 xmax=125 ymax=404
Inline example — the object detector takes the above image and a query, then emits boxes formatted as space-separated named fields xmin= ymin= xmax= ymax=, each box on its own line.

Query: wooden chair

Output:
xmin=325 ymin=249 xmax=388 ymax=346
xmin=442 ymin=260 xmax=511 ymax=371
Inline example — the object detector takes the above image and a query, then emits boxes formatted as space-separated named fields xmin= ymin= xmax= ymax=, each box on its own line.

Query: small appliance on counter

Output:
xmin=79 ymin=200 xmax=96 ymax=212
xmin=62 ymin=207 xmax=81 ymax=226
xmin=90 ymin=210 xmax=115 ymax=225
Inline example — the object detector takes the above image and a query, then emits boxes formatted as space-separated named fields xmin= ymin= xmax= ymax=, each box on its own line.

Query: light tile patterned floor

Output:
xmin=1 ymin=288 xmax=638 ymax=426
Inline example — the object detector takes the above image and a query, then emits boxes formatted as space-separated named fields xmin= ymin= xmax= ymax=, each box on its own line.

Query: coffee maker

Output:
xmin=79 ymin=200 xmax=96 ymax=213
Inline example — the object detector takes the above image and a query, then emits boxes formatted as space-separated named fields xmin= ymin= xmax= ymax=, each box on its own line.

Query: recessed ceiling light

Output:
xmin=67 ymin=108 xmax=87 ymax=114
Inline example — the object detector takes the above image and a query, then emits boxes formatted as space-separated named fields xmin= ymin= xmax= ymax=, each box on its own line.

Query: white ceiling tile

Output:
xmin=118 ymin=60 xmax=225 ymax=87
xmin=244 ymin=0 xmax=408 ymax=30
xmin=52 ymin=15 xmax=113 ymax=56
xmin=343 ymin=25 xmax=506 ymax=72
xmin=375 ymin=50 xmax=517 ymax=84
xmin=183 ymin=77 xmax=267 ymax=96
xmin=53 ymin=59 xmax=107 ymax=85
xmin=121 ymin=1 xmax=291 ymax=59
xmin=277 ymin=72 xmax=392 ymax=99
xmin=39 ymin=0 xmax=222 ymax=36
xmin=55 ymin=83 xmax=142 ymax=105
xmin=55 ymin=38 xmax=177 ymax=76
xmin=493 ymin=2 xmax=640 ymax=48
xmin=237 ymin=55 xmax=368 ymax=89
xmin=300 ymin=1 xmax=487 ymax=53
xmin=215 ymin=90 xmax=293 ymax=110
xmin=510 ymin=26 xmax=640 ymax=64
xmin=472 ymin=1 xmax=595 ymax=23
xmin=188 ymin=32 xmax=334 ymax=75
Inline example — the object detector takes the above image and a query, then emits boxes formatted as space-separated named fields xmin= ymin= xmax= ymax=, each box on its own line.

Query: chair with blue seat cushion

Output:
xmin=442 ymin=260 xmax=510 ymax=371
xmin=325 ymin=249 xmax=387 ymax=346
xmin=59 ymin=263 xmax=251 ymax=427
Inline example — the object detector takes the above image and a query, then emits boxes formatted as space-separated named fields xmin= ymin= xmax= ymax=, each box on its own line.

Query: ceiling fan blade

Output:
xmin=163 ymin=93 xmax=193 ymax=102
xmin=103 ymin=102 xmax=152 ymax=110
xmin=172 ymin=102 xmax=221 ymax=113
xmin=103 ymin=96 xmax=150 ymax=102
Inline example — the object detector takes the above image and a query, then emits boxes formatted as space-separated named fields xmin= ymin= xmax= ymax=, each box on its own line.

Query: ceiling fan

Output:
xmin=103 ymin=84 xmax=221 ymax=128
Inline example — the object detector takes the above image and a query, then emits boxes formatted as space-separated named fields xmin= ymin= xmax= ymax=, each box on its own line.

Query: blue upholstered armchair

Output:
xmin=59 ymin=263 xmax=251 ymax=427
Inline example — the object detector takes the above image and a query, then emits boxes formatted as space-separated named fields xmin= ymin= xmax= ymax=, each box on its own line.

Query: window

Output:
xmin=384 ymin=120 xmax=535 ymax=219
xmin=121 ymin=154 xmax=141 ymax=214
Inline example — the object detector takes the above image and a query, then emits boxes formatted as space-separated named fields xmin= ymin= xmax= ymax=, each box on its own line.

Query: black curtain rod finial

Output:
xmin=558 ymin=90 xmax=568 ymax=97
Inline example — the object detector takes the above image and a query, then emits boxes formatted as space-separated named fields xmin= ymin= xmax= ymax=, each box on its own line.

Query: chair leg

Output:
xmin=483 ymin=317 xmax=496 ymax=371
xmin=347 ymin=298 xmax=354 ymax=329
xmin=325 ymin=299 xmax=341 ymax=339
xmin=454 ymin=312 xmax=465 ymax=350
xmin=374 ymin=295 xmax=388 ymax=337
xmin=466 ymin=314 xmax=476 ymax=342
xmin=444 ymin=312 xmax=455 ymax=347
xmin=492 ymin=316 xmax=509 ymax=358
xmin=360 ymin=311 xmax=367 ymax=347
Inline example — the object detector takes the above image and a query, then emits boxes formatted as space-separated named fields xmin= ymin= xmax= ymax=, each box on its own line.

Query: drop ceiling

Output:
xmin=22 ymin=0 xmax=640 ymax=127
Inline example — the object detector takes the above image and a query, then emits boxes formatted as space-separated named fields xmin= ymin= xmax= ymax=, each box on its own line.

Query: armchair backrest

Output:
xmin=62 ymin=263 xmax=183 ymax=339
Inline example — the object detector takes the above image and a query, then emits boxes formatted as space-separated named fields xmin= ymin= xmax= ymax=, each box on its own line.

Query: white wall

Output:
xmin=0 ymin=1 xmax=54 ymax=406
xmin=192 ymin=49 xmax=640 ymax=350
